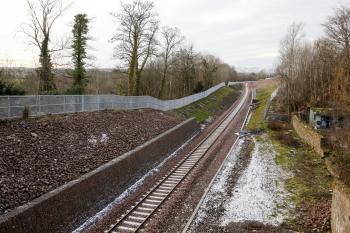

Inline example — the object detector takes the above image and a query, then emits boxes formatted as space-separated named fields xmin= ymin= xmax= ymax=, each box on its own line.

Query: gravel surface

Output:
xmin=188 ymin=135 xmax=294 ymax=233
xmin=221 ymin=136 xmax=290 ymax=226
xmin=188 ymin=138 xmax=254 ymax=232
xmin=0 ymin=109 xmax=181 ymax=215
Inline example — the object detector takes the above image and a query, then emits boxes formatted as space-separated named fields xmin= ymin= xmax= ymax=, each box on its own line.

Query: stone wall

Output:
xmin=292 ymin=115 xmax=324 ymax=157
xmin=331 ymin=181 xmax=350 ymax=233
xmin=292 ymin=115 xmax=350 ymax=233
xmin=0 ymin=118 xmax=199 ymax=233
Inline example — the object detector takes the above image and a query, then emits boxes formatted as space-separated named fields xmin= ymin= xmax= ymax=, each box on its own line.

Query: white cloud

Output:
xmin=0 ymin=0 xmax=341 ymax=70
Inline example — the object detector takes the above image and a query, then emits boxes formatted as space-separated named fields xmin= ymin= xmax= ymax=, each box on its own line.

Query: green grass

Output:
xmin=247 ymin=86 xmax=276 ymax=130
xmin=173 ymin=86 xmax=240 ymax=122
xmin=246 ymin=82 xmax=332 ymax=229
xmin=269 ymin=129 xmax=333 ymax=224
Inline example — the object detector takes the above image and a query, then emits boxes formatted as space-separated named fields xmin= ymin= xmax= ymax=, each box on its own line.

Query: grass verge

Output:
xmin=269 ymin=128 xmax=332 ymax=231
xmin=247 ymin=80 xmax=332 ymax=231
xmin=247 ymin=86 xmax=276 ymax=130
xmin=172 ymin=85 xmax=241 ymax=123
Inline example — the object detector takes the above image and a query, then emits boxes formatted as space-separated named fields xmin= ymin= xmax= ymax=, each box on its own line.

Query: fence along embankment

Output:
xmin=0 ymin=83 xmax=228 ymax=119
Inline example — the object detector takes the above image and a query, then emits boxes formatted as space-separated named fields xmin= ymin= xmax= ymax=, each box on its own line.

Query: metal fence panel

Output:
xmin=9 ymin=96 xmax=38 ymax=107
xmin=0 ymin=97 xmax=9 ymax=108
xmin=0 ymin=82 xmax=228 ymax=119
xmin=0 ymin=108 xmax=8 ymax=118
xmin=40 ymin=104 xmax=65 ymax=115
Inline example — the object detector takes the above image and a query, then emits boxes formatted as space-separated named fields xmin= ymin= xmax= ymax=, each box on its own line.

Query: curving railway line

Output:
xmin=104 ymin=83 xmax=252 ymax=233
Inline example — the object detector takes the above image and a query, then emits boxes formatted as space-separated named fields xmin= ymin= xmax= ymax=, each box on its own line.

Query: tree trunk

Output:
xmin=158 ymin=63 xmax=168 ymax=99
xmin=134 ymin=70 xmax=141 ymax=96
xmin=39 ymin=35 xmax=56 ymax=93
xmin=128 ymin=60 xmax=135 ymax=95
xmin=128 ymin=35 xmax=139 ymax=95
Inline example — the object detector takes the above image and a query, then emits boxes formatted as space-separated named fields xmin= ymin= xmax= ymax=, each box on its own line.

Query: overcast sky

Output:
xmin=0 ymin=0 xmax=345 ymax=71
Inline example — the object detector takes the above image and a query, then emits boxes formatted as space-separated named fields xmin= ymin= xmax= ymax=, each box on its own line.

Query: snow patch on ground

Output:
xmin=88 ymin=133 xmax=109 ymax=145
xmin=190 ymin=135 xmax=291 ymax=232
xmin=270 ymin=88 xmax=279 ymax=100
xmin=101 ymin=133 xmax=109 ymax=143
xmin=72 ymin=131 xmax=199 ymax=233
xmin=221 ymin=136 xmax=290 ymax=226
xmin=190 ymin=139 xmax=244 ymax=227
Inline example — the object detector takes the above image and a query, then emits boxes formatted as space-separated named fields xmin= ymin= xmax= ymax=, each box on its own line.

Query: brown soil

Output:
xmin=0 ymin=109 xmax=181 ymax=215
xmin=223 ymin=221 xmax=295 ymax=233
xmin=301 ymin=198 xmax=331 ymax=232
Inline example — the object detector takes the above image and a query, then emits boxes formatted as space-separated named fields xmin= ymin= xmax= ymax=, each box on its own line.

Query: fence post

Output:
xmin=82 ymin=95 xmax=85 ymax=112
xmin=38 ymin=95 xmax=41 ymax=114
xmin=7 ymin=96 xmax=10 ymax=118
xmin=64 ymin=96 xmax=66 ymax=113
xmin=97 ymin=95 xmax=100 ymax=111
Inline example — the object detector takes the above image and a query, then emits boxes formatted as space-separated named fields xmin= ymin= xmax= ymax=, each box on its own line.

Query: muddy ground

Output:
xmin=0 ymin=109 xmax=181 ymax=214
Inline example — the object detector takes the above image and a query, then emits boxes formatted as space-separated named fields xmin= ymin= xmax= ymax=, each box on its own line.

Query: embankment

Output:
xmin=0 ymin=118 xmax=199 ymax=233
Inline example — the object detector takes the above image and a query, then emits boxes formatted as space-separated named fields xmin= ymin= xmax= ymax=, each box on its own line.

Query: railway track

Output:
xmin=105 ymin=84 xmax=251 ymax=233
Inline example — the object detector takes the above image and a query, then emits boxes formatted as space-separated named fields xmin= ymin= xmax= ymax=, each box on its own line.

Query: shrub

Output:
xmin=66 ymin=85 xmax=84 ymax=95
xmin=193 ymin=81 xmax=204 ymax=93
xmin=39 ymin=90 xmax=63 ymax=95
xmin=268 ymin=120 xmax=289 ymax=131
xmin=275 ymin=131 xmax=300 ymax=147
xmin=22 ymin=106 xmax=30 ymax=119
xmin=0 ymin=80 xmax=25 ymax=95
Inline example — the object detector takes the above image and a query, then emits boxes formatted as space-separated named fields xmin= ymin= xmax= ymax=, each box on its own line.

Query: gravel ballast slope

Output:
xmin=0 ymin=109 xmax=181 ymax=215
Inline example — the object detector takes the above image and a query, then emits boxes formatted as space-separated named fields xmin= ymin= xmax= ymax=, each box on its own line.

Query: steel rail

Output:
xmin=106 ymin=84 xmax=250 ymax=233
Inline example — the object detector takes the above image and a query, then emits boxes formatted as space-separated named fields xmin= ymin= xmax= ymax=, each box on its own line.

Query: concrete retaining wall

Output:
xmin=332 ymin=181 xmax=350 ymax=233
xmin=0 ymin=118 xmax=199 ymax=233
xmin=292 ymin=115 xmax=324 ymax=157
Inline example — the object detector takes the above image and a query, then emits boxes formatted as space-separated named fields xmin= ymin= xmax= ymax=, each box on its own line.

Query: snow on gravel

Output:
xmin=221 ymin=136 xmax=290 ymax=226
xmin=190 ymin=138 xmax=244 ymax=228
xmin=190 ymin=135 xmax=291 ymax=231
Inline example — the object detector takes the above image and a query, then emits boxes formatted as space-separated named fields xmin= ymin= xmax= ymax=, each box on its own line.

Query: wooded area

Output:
xmin=276 ymin=6 xmax=350 ymax=115
xmin=0 ymin=0 xmax=242 ymax=99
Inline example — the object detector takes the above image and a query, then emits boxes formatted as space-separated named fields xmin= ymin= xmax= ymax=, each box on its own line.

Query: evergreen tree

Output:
xmin=70 ymin=14 xmax=90 ymax=94
xmin=38 ymin=35 xmax=56 ymax=92
xmin=20 ymin=0 xmax=70 ymax=93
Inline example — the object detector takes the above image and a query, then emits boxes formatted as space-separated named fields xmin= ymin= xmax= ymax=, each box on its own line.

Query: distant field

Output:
xmin=255 ymin=77 xmax=280 ymax=90
xmin=247 ymin=78 xmax=279 ymax=130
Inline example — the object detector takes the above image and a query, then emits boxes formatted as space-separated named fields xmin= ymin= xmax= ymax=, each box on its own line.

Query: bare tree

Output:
xmin=323 ymin=6 xmax=350 ymax=64
xmin=158 ymin=26 xmax=183 ymax=99
xmin=274 ymin=6 xmax=350 ymax=118
xmin=323 ymin=5 xmax=350 ymax=111
xmin=111 ymin=0 xmax=159 ymax=96
xmin=172 ymin=44 xmax=197 ymax=96
xmin=201 ymin=55 xmax=219 ymax=89
xmin=277 ymin=22 xmax=305 ymax=115
xmin=20 ymin=0 xmax=70 ymax=93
